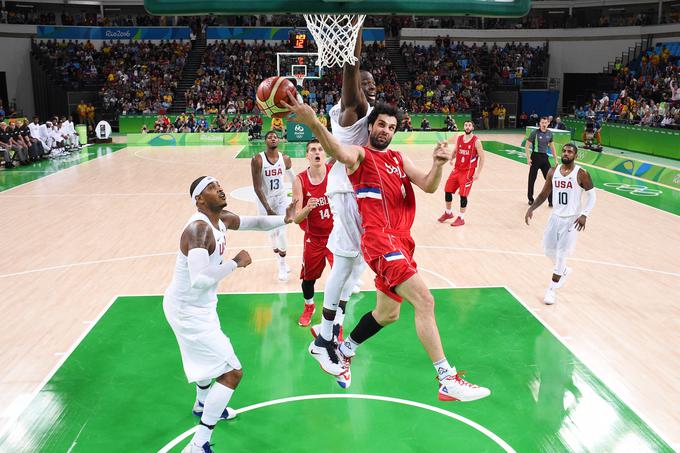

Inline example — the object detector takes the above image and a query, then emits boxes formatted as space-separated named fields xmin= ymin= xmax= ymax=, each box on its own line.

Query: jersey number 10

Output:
xmin=558 ymin=192 xmax=568 ymax=205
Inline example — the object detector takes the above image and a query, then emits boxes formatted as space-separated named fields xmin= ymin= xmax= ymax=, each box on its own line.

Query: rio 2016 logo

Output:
xmin=603 ymin=183 xmax=662 ymax=197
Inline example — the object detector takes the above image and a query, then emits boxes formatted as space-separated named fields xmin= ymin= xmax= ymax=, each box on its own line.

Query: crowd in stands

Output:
xmin=576 ymin=45 xmax=680 ymax=128
xmin=142 ymin=113 xmax=263 ymax=138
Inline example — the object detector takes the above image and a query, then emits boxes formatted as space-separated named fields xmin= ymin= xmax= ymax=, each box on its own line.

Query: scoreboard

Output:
xmin=290 ymin=30 xmax=309 ymax=51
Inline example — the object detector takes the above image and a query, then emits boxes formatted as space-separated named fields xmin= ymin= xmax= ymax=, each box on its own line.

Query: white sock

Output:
xmin=319 ymin=316 xmax=334 ymax=341
xmin=434 ymin=358 xmax=456 ymax=380
xmin=305 ymin=298 xmax=314 ymax=305
xmin=459 ymin=212 xmax=465 ymax=219
xmin=339 ymin=336 xmax=360 ymax=357
xmin=445 ymin=209 xmax=452 ymax=214
xmin=549 ymin=280 xmax=558 ymax=291
xmin=334 ymin=304 xmax=346 ymax=327
xmin=277 ymin=255 xmax=286 ymax=269
xmin=196 ymin=379 xmax=211 ymax=404
xmin=192 ymin=424 xmax=213 ymax=447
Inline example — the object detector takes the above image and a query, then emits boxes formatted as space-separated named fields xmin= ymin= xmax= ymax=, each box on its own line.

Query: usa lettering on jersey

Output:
xmin=265 ymin=168 xmax=283 ymax=177
xmin=554 ymin=180 xmax=573 ymax=189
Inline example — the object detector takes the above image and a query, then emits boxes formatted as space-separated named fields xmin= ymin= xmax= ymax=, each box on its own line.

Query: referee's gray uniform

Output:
xmin=526 ymin=128 xmax=553 ymax=206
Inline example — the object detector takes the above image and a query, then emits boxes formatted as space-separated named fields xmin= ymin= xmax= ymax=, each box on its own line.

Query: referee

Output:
xmin=525 ymin=116 xmax=558 ymax=206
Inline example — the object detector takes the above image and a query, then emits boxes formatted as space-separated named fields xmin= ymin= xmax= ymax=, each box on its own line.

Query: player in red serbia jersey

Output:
xmin=438 ymin=120 xmax=485 ymax=227
xmin=284 ymin=95 xmax=490 ymax=402
xmin=292 ymin=139 xmax=334 ymax=328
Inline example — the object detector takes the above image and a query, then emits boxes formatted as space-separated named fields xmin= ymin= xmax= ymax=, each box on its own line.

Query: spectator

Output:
xmin=420 ymin=117 xmax=431 ymax=130
xmin=553 ymin=116 xmax=567 ymax=130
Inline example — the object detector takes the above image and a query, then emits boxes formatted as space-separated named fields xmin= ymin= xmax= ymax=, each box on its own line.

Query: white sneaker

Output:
xmin=438 ymin=373 xmax=491 ymax=402
xmin=309 ymin=340 xmax=345 ymax=376
xmin=351 ymin=285 xmax=361 ymax=295
xmin=336 ymin=347 xmax=352 ymax=389
xmin=556 ymin=267 xmax=572 ymax=289
xmin=181 ymin=441 xmax=213 ymax=453
xmin=277 ymin=267 xmax=288 ymax=282
xmin=285 ymin=263 xmax=291 ymax=273
xmin=544 ymin=288 xmax=556 ymax=305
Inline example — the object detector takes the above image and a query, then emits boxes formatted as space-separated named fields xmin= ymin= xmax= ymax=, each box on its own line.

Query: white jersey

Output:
xmin=260 ymin=151 xmax=287 ymax=199
xmin=327 ymin=101 xmax=373 ymax=194
xmin=164 ymin=212 xmax=227 ymax=314
xmin=552 ymin=164 xmax=583 ymax=217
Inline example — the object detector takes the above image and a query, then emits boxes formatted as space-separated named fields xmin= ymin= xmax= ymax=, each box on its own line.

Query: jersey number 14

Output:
xmin=319 ymin=208 xmax=331 ymax=219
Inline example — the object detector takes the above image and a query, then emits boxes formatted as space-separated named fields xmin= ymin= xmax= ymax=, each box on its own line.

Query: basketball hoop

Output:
xmin=293 ymin=73 xmax=306 ymax=87
xmin=303 ymin=14 xmax=366 ymax=68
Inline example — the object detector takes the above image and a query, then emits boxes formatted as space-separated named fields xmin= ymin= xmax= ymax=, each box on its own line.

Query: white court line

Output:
xmin=504 ymin=286 xmax=676 ymax=449
xmin=157 ymin=394 xmax=516 ymax=453
xmin=2 ymin=244 xmax=677 ymax=280
xmin=0 ymin=295 xmax=118 ymax=443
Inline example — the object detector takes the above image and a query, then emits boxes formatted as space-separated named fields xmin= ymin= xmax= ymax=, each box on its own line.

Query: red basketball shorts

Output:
xmin=361 ymin=230 xmax=417 ymax=302
xmin=445 ymin=169 xmax=475 ymax=197
xmin=300 ymin=233 xmax=333 ymax=280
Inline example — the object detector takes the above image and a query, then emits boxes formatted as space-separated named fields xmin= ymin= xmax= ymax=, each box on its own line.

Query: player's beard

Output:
xmin=561 ymin=155 xmax=574 ymax=164
xmin=369 ymin=131 xmax=391 ymax=150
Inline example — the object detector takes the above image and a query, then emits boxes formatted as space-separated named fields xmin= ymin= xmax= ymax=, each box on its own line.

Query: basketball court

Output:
xmin=0 ymin=134 xmax=678 ymax=451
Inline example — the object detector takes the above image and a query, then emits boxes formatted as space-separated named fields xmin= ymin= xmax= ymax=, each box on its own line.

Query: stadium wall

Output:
xmin=0 ymin=37 xmax=34 ymax=117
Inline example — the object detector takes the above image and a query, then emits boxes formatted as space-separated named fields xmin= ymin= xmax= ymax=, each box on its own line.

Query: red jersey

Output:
xmin=349 ymin=147 xmax=416 ymax=234
xmin=454 ymin=134 xmax=479 ymax=171
xmin=298 ymin=165 xmax=333 ymax=237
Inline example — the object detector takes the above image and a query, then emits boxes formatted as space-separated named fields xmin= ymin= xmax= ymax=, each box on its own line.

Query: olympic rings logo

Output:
xmin=603 ymin=182 xmax=663 ymax=197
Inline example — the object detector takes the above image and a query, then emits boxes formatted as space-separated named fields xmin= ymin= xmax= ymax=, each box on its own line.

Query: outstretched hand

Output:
xmin=284 ymin=199 xmax=298 ymax=224
xmin=433 ymin=141 xmax=451 ymax=167
xmin=281 ymin=92 xmax=317 ymax=127
xmin=525 ymin=209 xmax=533 ymax=225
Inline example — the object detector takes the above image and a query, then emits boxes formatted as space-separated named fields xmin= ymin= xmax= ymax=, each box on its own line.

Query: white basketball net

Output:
xmin=303 ymin=14 xmax=366 ymax=68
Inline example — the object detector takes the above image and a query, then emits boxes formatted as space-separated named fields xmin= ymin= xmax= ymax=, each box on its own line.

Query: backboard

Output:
xmin=277 ymin=53 xmax=322 ymax=81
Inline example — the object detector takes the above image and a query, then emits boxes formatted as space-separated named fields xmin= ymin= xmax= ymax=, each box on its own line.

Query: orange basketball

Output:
xmin=256 ymin=76 xmax=300 ymax=118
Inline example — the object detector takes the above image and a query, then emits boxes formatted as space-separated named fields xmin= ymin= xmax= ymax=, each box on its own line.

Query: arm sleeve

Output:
xmin=286 ymin=168 xmax=296 ymax=184
xmin=581 ymin=188 xmax=597 ymax=217
xmin=238 ymin=215 xmax=286 ymax=231
xmin=187 ymin=248 xmax=238 ymax=290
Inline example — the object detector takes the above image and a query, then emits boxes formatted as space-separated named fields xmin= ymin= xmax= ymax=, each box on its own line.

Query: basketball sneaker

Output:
xmin=437 ymin=211 xmax=454 ymax=223
xmin=544 ymin=288 xmax=556 ymax=305
xmin=556 ymin=267 xmax=572 ymax=289
xmin=310 ymin=323 xmax=343 ymax=343
xmin=192 ymin=401 xmax=237 ymax=420
xmin=336 ymin=346 xmax=353 ymax=389
xmin=277 ymin=267 xmax=288 ymax=282
xmin=438 ymin=372 xmax=491 ymax=402
xmin=181 ymin=441 xmax=213 ymax=453
xmin=308 ymin=340 xmax=345 ymax=375
xmin=451 ymin=217 xmax=465 ymax=227
xmin=298 ymin=303 xmax=315 ymax=326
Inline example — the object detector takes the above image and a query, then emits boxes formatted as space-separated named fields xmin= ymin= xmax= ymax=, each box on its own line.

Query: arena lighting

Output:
xmin=548 ymin=10 xmax=565 ymax=13
xmin=607 ymin=7 xmax=625 ymax=11
xmin=67 ymin=0 xmax=102 ymax=5
xmin=15 ymin=4 xmax=35 ymax=7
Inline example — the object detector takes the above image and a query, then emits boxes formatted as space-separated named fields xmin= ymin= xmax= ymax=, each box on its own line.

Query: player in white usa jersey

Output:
xmin=251 ymin=131 xmax=296 ymax=282
xmin=525 ymin=143 xmax=597 ymax=305
xmin=306 ymin=31 xmax=375 ymax=386
xmin=164 ymin=176 xmax=296 ymax=453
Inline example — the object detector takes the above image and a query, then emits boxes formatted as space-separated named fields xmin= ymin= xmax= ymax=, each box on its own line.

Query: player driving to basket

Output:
xmin=283 ymin=94 xmax=491 ymax=402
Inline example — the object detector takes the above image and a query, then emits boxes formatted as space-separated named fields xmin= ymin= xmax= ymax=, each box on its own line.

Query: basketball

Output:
xmin=256 ymin=76 xmax=300 ymax=118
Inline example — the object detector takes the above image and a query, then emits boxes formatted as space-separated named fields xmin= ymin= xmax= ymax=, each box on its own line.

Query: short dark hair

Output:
xmin=367 ymin=103 xmax=402 ymax=131
xmin=189 ymin=176 xmax=208 ymax=196
xmin=563 ymin=143 xmax=578 ymax=153
xmin=264 ymin=130 xmax=278 ymax=139
xmin=306 ymin=138 xmax=321 ymax=152
xmin=540 ymin=116 xmax=549 ymax=121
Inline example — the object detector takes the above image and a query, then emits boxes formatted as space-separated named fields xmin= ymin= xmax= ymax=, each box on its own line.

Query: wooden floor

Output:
xmin=1 ymin=134 xmax=678 ymax=447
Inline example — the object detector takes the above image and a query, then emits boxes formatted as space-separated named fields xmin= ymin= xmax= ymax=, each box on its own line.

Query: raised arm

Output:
xmin=292 ymin=174 xmax=317 ymax=224
xmin=250 ymin=154 xmax=274 ymax=215
xmin=339 ymin=28 xmax=368 ymax=126
xmin=525 ymin=167 xmax=555 ymax=225
xmin=220 ymin=201 xmax=296 ymax=231
xmin=402 ymin=141 xmax=450 ymax=193
xmin=282 ymin=93 xmax=365 ymax=172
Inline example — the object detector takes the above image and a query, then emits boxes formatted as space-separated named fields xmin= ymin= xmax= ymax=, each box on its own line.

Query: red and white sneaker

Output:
xmin=438 ymin=372 xmax=490 ymax=402
xmin=298 ymin=304 xmax=315 ymax=327
xmin=451 ymin=217 xmax=465 ymax=227
xmin=437 ymin=211 xmax=454 ymax=223
xmin=308 ymin=340 xmax=345 ymax=376
xmin=336 ymin=346 xmax=352 ymax=389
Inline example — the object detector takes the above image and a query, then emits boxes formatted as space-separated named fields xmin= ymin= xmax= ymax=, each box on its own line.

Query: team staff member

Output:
xmin=525 ymin=116 xmax=558 ymax=207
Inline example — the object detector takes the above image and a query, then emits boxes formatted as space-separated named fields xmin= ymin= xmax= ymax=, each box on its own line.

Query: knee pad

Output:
xmin=445 ymin=192 xmax=453 ymax=202
xmin=460 ymin=196 xmax=468 ymax=208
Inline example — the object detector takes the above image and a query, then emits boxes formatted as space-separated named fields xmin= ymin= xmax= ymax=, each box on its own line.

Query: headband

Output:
xmin=191 ymin=176 xmax=217 ymax=204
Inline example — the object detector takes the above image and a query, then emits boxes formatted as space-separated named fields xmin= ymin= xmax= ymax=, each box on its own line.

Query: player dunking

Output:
xmin=308 ymin=31 xmax=374 ymax=378
xmin=164 ymin=176 xmax=295 ymax=453
xmin=437 ymin=120 xmax=485 ymax=227
xmin=284 ymin=96 xmax=490 ymax=402
xmin=525 ymin=143 xmax=596 ymax=305
xmin=292 ymin=139 xmax=335 ymax=329
xmin=251 ymin=130 xmax=296 ymax=281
